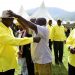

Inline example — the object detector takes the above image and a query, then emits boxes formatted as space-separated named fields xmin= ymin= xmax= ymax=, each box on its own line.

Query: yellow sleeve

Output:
xmin=66 ymin=29 xmax=75 ymax=46
xmin=0 ymin=35 xmax=33 ymax=46
xmin=66 ymin=36 xmax=74 ymax=45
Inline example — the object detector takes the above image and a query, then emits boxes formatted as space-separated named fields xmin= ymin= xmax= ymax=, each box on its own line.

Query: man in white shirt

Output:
xmin=8 ymin=10 xmax=52 ymax=75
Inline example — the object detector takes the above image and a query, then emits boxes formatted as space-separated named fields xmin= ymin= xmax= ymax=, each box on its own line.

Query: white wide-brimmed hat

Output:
xmin=2 ymin=10 xmax=13 ymax=18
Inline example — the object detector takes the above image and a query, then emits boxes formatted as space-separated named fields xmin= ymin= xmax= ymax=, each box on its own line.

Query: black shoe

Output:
xmin=55 ymin=62 xmax=59 ymax=65
xmin=59 ymin=61 xmax=63 ymax=65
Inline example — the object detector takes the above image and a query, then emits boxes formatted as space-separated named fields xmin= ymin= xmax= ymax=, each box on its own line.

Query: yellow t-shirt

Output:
xmin=47 ymin=25 xmax=53 ymax=39
xmin=50 ymin=25 xmax=66 ymax=41
xmin=66 ymin=29 xmax=75 ymax=67
xmin=0 ymin=22 xmax=33 ymax=72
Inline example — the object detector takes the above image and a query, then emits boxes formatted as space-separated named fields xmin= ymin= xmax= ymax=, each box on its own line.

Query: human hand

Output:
xmin=7 ymin=10 xmax=18 ymax=18
xmin=69 ymin=46 xmax=75 ymax=54
xmin=33 ymin=37 xmax=41 ymax=43
xmin=64 ymin=40 xmax=66 ymax=44
xmin=17 ymin=50 xmax=23 ymax=58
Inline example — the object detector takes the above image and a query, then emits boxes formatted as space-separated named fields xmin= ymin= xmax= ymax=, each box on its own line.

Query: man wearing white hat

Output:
xmin=0 ymin=10 xmax=40 ymax=75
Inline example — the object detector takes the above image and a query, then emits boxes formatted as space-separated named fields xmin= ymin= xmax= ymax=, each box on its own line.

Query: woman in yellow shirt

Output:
xmin=66 ymin=28 xmax=75 ymax=75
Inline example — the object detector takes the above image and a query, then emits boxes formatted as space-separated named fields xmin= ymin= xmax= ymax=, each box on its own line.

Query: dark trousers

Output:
xmin=49 ymin=39 xmax=52 ymax=51
xmin=68 ymin=63 xmax=75 ymax=75
xmin=0 ymin=69 xmax=15 ymax=75
xmin=53 ymin=41 xmax=64 ymax=63
xmin=23 ymin=45 xmax=35 ymax=75
xmin=26 ymin=60 xmax=35 ymax=75
xmin=25 ymin=52 xmax=35 ymax=75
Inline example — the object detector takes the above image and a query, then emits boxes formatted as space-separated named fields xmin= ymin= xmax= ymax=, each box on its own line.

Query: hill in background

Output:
xmin=27 ymin=7 xmax=75 ymax=21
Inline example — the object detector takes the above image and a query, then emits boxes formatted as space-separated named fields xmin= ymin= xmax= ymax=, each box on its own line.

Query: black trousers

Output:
xmin=49 ymin=39 xmax=52 ymax=51
xmin=68 ymin=63 xmax=75 ymax=75
xmin=53 ymin=41 xmax=64 ymax=63
xmin=23 ymin=45 xmax=35 ymax=75
xmin=0 ymin=69 xmax=15 ymax=75
xmin=26 ymin=59 xmax=35 ymax=75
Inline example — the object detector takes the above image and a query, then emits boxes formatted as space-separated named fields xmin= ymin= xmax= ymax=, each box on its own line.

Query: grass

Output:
xmin=15 ymin=44 xmax=69 ymax=75
xmin=52 ymin=44 xmax=68 ymax=75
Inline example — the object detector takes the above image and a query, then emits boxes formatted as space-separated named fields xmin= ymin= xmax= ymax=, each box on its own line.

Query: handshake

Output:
xmin=68 ymin=46 xmax=75 ymax=54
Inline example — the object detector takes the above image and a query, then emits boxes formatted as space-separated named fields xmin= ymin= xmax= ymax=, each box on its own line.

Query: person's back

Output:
xmin=31 ymin=25 xmax=51 ymax=63
xmin=31 ymin=18 xmax=52 ymax=75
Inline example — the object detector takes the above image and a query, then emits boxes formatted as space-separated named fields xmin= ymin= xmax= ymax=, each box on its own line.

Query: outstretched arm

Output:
xmin=8 ymin=10 xmax=38 ymax=34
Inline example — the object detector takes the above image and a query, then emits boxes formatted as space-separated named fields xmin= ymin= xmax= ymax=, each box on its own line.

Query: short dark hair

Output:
xmin=36 ymin=18 xmax=46 ymax=26
xmin=48 ymin=20 xmax=52 ymax=24
xmin=57 ymin=19 xmax=62 ymax=23
xmin=49 ymin=20 xmax=52 ymax=22
xmin=30 ymin=18 xmax=36 ymax=23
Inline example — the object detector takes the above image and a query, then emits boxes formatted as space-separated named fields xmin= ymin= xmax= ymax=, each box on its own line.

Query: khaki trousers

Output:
xmin=34 ymin=63 xmax=52 ymax=75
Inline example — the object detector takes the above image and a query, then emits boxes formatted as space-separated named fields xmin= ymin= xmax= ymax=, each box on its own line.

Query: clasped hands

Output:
xmin=68 ymin=46 xmax=75 ymax=54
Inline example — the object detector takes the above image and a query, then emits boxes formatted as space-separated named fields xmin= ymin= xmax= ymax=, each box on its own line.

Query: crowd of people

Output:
xmin=0 ymin=10 xmax=75 ymax=75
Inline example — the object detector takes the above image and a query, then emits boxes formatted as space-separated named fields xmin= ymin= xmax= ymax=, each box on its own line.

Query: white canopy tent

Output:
xmin=14 ymin=5 xmax=30 ymax=24
xmin=30 ymin=1 xmax=56 ymax=24
xmin=18 ymin=5 xmax=30 ymax=20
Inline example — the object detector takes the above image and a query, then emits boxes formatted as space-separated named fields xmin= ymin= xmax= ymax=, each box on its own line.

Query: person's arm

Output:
xmin=0 ymin=34 xmax=40 ymax=46
xmin=66 ymin=29 xmax=75 ymax=45
xmin=66 ymin=29 xmax=75 ymax=54
xmin=8 ymin=10 xmax=38 ymax=34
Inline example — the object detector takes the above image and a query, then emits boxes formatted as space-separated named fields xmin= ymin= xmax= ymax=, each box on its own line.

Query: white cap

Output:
xmin=2 ymin=10 xmax=13 ymax=18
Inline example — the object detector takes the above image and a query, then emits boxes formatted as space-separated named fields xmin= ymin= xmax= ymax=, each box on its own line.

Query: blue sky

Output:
xmin=0 ymin=0 xmax=75 ymax=16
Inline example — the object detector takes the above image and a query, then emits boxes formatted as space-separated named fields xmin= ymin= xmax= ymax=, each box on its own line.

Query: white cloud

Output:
xmin=45 ymin=0 xmax=75 ymax=12
xmin=0 ymin=0 xmax=75 ymax=16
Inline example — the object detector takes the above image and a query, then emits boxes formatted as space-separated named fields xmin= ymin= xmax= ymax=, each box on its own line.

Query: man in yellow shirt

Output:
xmin=47 ymin=20 xmax=53 ymax=51
xmin=66 ymin=29 xmax=75 ymax=75
xmin=51 ymin=20 xmax=66 ymax=64
xmin=0 ymin=10 xmax=40 ymax=75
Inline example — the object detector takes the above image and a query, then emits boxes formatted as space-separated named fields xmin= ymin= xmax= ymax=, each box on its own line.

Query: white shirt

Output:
xmin=31 ymin=25 xmax=52 ymax=64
